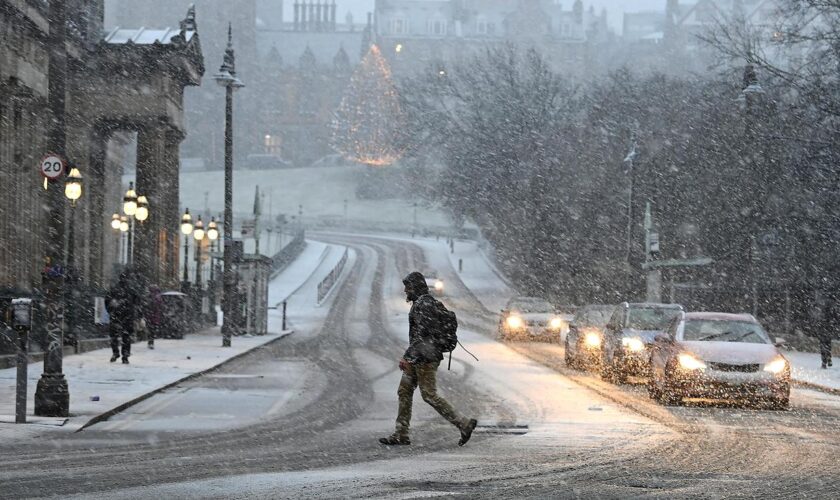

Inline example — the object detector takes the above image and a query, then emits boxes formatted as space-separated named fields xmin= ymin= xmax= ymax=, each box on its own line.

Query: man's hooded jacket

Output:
xmin=403 ymin=272 xmax=444 ymax=364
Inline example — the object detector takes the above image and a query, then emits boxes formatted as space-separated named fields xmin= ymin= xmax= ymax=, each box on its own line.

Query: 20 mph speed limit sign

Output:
xmin=40 ymin=154 xmax=66 ymax=180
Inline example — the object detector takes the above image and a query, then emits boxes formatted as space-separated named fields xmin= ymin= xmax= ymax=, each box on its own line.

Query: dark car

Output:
xmin=648 ymin=312 xmax=790 ymax=409
xmin=565 ymin=305 xmax=614 ymax=370
xmin=600 ymin=302 xmax=684 ymax=383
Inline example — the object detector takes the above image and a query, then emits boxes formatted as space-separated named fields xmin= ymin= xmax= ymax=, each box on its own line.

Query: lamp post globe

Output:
xmin=111 ymin=213 xmax=121 ymax=230
xmin=181 ymin=209 xmax=193 ymax=235
xmin=193 ymin=216 xmax=205 ymax=241
xmin=64 ymin=167 xmax=82 ymax=204
xmin=207 ymin=218 xmax=219 ymax=241
xmin=119 ymin=216 xmax=129 ymax=233
xmin=123 ymin=182 xmax=137 ymax=216
xmin=135 ymin=195 xmax=149 ymax=223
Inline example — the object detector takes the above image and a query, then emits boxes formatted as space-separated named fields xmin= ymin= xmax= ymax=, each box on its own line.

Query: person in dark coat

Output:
xmin=820 ymin=292 xmax=837 ymax=369
xmin=106 ymin=269 xmax=141 ymax=363
xmin=379 ymin=271 xmax=477 ymax=446
xmin=144 ymin=285 xmax=163 ymax=350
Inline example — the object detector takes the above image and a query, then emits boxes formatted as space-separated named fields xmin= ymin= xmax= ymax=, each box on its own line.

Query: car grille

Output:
xmin=708 ymin=362 xmax=759 ymax=373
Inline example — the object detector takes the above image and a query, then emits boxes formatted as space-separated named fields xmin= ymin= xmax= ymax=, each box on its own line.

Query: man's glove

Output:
xmin=399 ymin=358 xmax=411 ymax=372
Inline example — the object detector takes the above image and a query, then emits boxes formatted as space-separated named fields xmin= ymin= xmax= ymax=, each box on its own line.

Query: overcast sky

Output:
xmin=326 ymin=0 xmax=667 ymax=34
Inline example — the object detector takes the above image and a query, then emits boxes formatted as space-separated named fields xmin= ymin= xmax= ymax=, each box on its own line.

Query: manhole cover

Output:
xmin=475 ymin=424 xmax=529 ymax=435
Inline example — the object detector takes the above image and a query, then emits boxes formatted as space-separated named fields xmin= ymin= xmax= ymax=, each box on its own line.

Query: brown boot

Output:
xmin=378 ymin=434 xmax=410 ymax=445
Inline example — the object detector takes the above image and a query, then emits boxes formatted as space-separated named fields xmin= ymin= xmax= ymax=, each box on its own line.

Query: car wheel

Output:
xmin=647 ymin=375 xmax=661 ymax=400
xmin=656 ymin=374 xmax=682 ymax=406
xmin=564 ymin=342 xmax=576 ymax=369
xmin=600 ymin=352 xmax=618 ymax=383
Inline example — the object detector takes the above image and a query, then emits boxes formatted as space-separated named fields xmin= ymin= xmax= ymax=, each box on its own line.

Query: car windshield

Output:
xmin=574 ymin=307 xmax=613 ymax=327
xmin=627 ymin=307 xmax=682 ymax=331
xmin=509 ymin=298 xmax=554 ymax=313
xmin=681 ymin=320 xmax=770 ymax=344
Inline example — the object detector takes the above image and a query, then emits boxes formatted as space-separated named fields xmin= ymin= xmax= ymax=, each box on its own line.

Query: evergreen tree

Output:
xmin=331 ymin=44 xmax=404 ymax=166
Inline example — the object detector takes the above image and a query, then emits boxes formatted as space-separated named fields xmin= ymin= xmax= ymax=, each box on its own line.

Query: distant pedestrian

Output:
xmin=106 ymin=269 xmax=141 ymax=364
xmin=145 ymin=285 xmax=163 ymax=350
xmin=379 ymin=271 xmax=477 ymax=446
xmin=820 ymin=292 xmax=837 ymax=369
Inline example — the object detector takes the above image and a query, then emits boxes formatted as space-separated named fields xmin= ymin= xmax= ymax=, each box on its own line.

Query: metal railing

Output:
xmin=317 ymin=249 xmax=348 ymax=304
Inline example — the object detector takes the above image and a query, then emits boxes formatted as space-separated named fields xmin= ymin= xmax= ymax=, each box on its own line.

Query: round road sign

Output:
xmin=39 ymin=154 xmax=66 ymax=180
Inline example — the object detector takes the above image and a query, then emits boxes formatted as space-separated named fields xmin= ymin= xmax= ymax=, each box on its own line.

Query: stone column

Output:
xmin=135 ymin=124 xmax=167 ymax=287
xmin=164 ymin=129 xmax=185 ymax=289
xmin=87 ymin=126 xmax=110 ymax=289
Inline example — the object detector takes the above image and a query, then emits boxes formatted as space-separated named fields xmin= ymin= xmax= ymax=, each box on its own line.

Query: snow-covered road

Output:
xmin=0 ymin=233 xmax=838 ymax=499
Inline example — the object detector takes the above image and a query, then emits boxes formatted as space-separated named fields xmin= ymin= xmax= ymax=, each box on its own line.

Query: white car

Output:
xmin=499 ymin=297 xmax=565 ymax=343
xmin=424 ymin=273 xmax=445 ymax=296
xmin=648 ymin=312 xmax=790 ymax=409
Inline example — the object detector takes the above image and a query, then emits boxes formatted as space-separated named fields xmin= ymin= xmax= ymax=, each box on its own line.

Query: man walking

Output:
xmin=106 ymin=269 xmax=140 ymax=364
xmin=379 ymin=271 xmax=477 ymax=446
xmin=820 ymin=291 xmax=837 ymax=369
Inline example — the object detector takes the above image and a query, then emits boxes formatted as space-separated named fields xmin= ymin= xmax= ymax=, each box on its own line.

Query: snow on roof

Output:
xmin=104 ymin=27 xmax=195 ymax=45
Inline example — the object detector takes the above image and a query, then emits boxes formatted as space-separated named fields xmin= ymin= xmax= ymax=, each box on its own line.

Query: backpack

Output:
xmin=421 ymin=295 xmax=477 ymax=370
xmin=428 ymin=297 xmax=458 ymax=353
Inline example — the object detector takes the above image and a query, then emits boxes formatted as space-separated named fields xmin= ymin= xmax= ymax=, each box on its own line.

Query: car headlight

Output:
xmin=434 ymin=280 xmax=444 ymax=291
xmin=622 ymin=337 xmax=645 ymax=352
xmin=763 ymin=357 xmax=788 ymax=374
xmin=549 ymin=317 xmax=564 ymax=330
xmin=584 ymin=331 xmax=602 ymax=348
xmin=506 ymin=315 xmax=523 ymax=329
xmin=678 ymin=353 xmax=707 ymax=371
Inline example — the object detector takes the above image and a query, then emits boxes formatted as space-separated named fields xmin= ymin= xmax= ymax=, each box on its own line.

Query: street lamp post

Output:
xmin=123 ymin=182 xmax=138 ymax=265
xmin=64 ymin=167 xmax=83 ymax=354
xmin=35 ymin=0 xmax=70 ymax=418
xmin=181 ymin=209 xmax=194 ymax=287
xmin=193 ymin=216 xmax=205 ymax=288
xmin=214 ymin=24 xmax=245 ymax=348
xmin=34 ymin=163 xmax=81 ymax=416
xmin=119 ymin=216 xmax=129 ymax=263
xmin=207 ymin=217 xmax=219 ymax=282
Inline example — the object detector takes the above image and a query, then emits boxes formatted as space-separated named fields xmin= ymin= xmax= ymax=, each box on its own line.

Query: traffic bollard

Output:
xmin=12 ymin=298 xmax=33 ymax=424
xmin=459 ymin=258 xmax=463 ymax=273
xmin=282 ymin=300 xmax=287 ymax=331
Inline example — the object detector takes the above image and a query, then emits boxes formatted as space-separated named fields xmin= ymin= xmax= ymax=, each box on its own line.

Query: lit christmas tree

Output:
xmin=331 ymin=45 xmax=404 ymax=166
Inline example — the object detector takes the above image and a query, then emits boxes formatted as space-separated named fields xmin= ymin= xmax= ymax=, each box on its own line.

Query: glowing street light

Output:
xmin=135 ymin=195 xmax=149 ymax=223
xmin=64 ymin=167 xmax=82 ymax=205
xmin=123 ymin=182 xmax=137 ymax=216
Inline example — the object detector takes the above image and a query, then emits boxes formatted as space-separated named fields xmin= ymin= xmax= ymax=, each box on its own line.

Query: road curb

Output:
xmin=75 ymin=331 xmax=293 ymax=432
xmin=792 ymin=379 xmax=840 ymax=396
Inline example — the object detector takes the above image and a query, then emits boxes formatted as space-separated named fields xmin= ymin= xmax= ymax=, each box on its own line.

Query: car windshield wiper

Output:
xmin=697 ymin=331 xmax=735 ymax=341
xmin=725 ymin=331 xmax=755 ymax=342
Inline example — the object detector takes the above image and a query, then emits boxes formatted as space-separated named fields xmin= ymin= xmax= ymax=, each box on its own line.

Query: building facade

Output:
xmin=373 ymin=0 xmax=612 ymax=78
xmin=0 ymin=1 xmax=202 ymax=293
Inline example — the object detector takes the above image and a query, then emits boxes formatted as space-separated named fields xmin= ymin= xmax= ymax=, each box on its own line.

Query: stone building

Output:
xmin=0 ymin=1 xmax=203 ymax=293
xmin=255 ymin=2 xmax=367 ymax=165
xmin=373 ymin=0 xmax=612 ymax=78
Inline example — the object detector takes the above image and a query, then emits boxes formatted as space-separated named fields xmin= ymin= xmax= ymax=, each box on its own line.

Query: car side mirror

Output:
xmin=774 ymin=337 xmax=787 ymax=348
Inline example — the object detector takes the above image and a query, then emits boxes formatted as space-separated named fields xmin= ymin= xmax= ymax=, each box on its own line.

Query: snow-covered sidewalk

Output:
xmin=0 ymin=239 xmax=331 ymax=438
xmin=784 ymin=350 xmax=840 ymax=393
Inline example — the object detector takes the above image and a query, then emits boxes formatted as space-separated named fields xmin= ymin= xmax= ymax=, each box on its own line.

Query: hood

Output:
xmin=679 ymin=341 xmax=780 ymax=365
xmin=403 ymin=271 xmax=429 ymax=295
xmin=621 ymin=329 xmax=664 ymax=344
xmin=519 ymin=312 xmax=553 ymax=324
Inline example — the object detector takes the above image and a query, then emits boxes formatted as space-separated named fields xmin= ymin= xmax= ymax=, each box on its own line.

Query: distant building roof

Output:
xmin=104 ymin=26 xmax=196 ymax=45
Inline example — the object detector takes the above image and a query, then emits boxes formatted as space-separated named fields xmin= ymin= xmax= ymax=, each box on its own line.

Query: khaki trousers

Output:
xmin=395 ymin=361 xmax=467 ymax=438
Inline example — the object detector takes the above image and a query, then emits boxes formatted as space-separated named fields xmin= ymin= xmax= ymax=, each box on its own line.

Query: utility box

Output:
xmin=237 ymin=254 xmax=272 ymax=335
